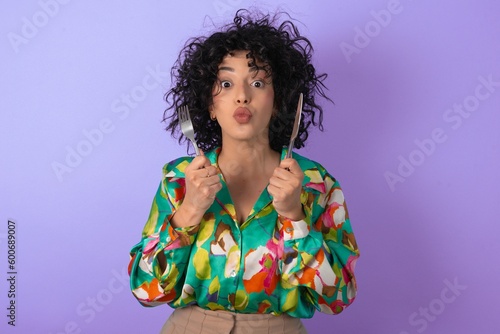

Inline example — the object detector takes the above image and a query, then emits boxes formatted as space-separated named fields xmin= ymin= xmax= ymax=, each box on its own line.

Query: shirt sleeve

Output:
xmin=277 ymin=174 xmax=359 ymax=316
xmin=128 ymin=169 xmax=199 ymax=307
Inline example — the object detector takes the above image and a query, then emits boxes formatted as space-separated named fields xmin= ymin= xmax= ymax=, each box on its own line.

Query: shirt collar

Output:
xmin=164 ymin=146 xmax=327 ymax=195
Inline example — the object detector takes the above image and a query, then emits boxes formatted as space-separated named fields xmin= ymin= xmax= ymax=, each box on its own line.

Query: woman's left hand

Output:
xmin=267 ymin=158 xmax=305 ymax=221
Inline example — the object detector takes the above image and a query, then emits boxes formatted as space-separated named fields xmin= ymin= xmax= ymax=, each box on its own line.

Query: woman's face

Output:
xmin=210 ymin=50 xmax=275 ymax=146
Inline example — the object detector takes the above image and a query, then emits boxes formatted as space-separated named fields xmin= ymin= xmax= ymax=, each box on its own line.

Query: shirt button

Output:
xmin=228 ymin=305 xmax=234 ymax=310
xmin=285 ymin=227 xmax=293 ymax=233
xmin=230 ymin=270 xmax=237 ymax=277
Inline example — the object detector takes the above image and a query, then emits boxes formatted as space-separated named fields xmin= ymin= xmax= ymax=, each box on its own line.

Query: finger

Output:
xmin=198 ymin=150 xmax=216 ymax=169
xmin=269 ymin=172 xmax=299 ymax=190
xmin=272 ymin=167 xmax=303 ymax=186
xmin=194 ymin=168 xmax=210 ymax=181
xmin=267 ymin=184 xmax=278 ymax=198
xmin=272 ymin=167 xmax=294 ymax=181
xmin=200 ymin=181 xmax=222 ymax=200
xmin=210 ymin=181 xmax=223 ymax=194
xmin=205 ymin=165 xmax=219 ymax=177
xmin=279 ymin=158 xmax=302 ymax=174
xmin=267 ymin=184 xmax=286 ymax=202
xmin=269 ymin=174 xmax=286 ymax=188
xmin=188 ymin=155 xmax=211 ymax=170
xmin=195 ymin=166 xmax=219 ymax=180
xmin=204 ymin=174 xmax=222 ymax=186
xmin=269 ymin=177 xmax=296 ymax=195
xmin=267 ymin=182 xmax=282 ymax=194
xmin=268 ymin=175 xmax=286 ymax=189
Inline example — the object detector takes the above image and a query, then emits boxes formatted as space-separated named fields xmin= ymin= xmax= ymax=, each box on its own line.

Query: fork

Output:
xmin=178 ymin=105 xmax=200 ymax=156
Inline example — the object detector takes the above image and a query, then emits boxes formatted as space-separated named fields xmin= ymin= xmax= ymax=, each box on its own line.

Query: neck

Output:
xmin=218 ymin=137 xmax=280 ymax=179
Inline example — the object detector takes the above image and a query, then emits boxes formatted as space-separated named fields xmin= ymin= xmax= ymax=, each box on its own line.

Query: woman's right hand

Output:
xmin=171 ymin=152 xmax=222 ymax=228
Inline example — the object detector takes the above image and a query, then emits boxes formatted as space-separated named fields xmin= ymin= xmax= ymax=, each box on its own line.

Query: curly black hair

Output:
xmin=163 ymin=9 xmax=331 ymax=153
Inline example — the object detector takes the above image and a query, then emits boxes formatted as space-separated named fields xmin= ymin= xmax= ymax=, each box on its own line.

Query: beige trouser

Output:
xmin=160 ymin=305 xmax=308 ymax=334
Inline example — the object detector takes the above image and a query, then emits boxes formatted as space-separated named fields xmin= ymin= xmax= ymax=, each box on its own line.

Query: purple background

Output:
xmin=1 ymin=0 xmax=499 ymax=333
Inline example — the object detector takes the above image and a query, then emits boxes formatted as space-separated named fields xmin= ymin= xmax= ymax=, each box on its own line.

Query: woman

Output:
xmin=129 ymin=9 xmax=359 ymax=334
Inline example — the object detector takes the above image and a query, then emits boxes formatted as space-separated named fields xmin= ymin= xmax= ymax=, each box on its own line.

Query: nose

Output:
xmin=234 ymin=84 xmax=250 ymax=104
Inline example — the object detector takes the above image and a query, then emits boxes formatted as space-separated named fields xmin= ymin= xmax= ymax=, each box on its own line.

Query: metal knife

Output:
xmin=285 ymin=93 xmax=303 ymax=159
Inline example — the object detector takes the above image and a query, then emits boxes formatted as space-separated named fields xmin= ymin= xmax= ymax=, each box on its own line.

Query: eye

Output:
xmin=251 ymin=80 xmax=265 ymax=88
xmin=220 ymin=80 xmax=232 ymax=88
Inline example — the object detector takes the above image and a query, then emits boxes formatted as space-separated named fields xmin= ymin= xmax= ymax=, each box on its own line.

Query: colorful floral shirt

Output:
xmin=128 ymin=147 xmax=359 ymax=318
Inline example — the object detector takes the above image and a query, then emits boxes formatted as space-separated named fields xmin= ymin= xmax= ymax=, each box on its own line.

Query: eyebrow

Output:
xmin=218 ymin=66 xmax=259 ymax=73
xmin=218 ymin=66 xmax=234 ymax=72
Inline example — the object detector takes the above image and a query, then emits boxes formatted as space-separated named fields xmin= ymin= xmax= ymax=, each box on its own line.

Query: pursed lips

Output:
xmin=233 ymin=107 xmax=252 ymax=124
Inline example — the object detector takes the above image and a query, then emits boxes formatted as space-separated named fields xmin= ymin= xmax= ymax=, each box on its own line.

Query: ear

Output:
xmin=208 ymin=107 xmax=216 ymax=121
